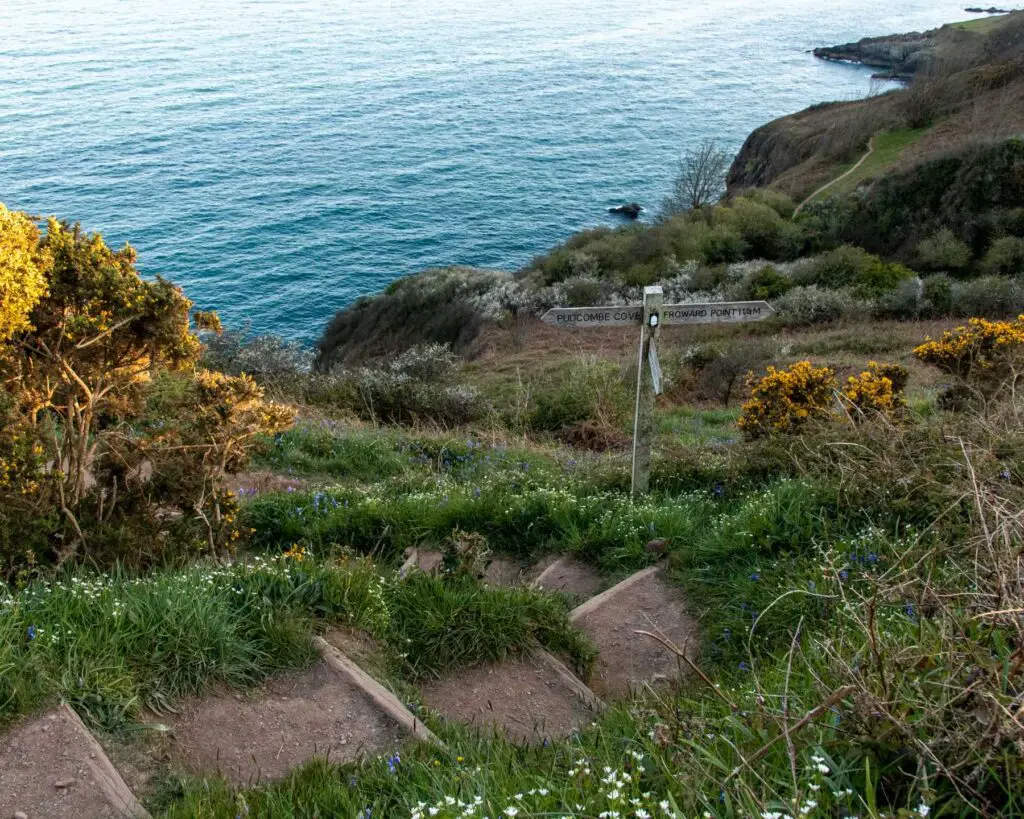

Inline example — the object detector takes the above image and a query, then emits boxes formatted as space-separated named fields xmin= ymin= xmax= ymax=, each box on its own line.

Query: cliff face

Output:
xmin=812 ymin=31 xmax=938 ymax=78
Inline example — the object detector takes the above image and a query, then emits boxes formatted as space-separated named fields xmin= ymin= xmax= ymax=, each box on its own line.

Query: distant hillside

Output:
xmin=727 ymin=12 xmax=1024 ymax=200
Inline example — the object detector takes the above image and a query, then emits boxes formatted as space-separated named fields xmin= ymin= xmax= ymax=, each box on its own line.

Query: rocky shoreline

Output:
xmin=812 ymin=29 xmax=939 ymax=79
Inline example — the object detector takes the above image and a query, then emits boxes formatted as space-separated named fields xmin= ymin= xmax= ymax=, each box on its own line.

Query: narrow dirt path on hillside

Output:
xmin=793 ymin=137 xmax=875 ymax=217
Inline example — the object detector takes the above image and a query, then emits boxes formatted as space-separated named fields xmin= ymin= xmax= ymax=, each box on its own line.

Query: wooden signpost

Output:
xmin=541 ymin=289 xmax=775 ymax=494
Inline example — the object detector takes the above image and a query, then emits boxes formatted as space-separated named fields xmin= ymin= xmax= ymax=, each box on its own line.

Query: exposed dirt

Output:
xmin=532 ymin=555 xmax=605 ymax=600
xmin=571 ymin=568 xmax=699 ymax=699
xmin=420 ymin=657 xmax=597 ymax=744
xmin=231 ymin=469 xmax=307 ymax=496
xmin=483 ymin=557 xmax=527 ymax=587
xmin=0 ymin=707 xmax=141 ymax=819
xmin=153 ymin=662 xmax=404 ymax=787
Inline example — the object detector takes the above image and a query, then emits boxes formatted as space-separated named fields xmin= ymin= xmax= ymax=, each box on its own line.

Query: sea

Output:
xmin=0 ymin=0 xmax=976 ymax=342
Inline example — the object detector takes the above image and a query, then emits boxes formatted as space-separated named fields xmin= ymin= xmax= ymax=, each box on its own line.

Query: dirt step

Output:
xmin=146 ymin=660 xmax=406 ymax=787
xmin=400 ymin=548 xmax=527 ymax=587
xmin=531 ymin=554 xmax=605 ymax=600
xmin=0 ymin=704 xmax=149 ymax=819
xmin=570 ymin=566 xmax=699 ymax=699
xmin=419 ymin=650 xmax=603 ymax=745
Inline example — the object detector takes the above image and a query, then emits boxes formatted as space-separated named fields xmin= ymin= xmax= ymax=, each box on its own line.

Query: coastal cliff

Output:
xmin=727 ymin=12 xmax=1024 ymax=198
xmin=812 ymin=30 xmax=938 ymax=79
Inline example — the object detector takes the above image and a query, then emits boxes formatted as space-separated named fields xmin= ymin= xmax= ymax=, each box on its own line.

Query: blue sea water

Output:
xmin=1 ymin=0 xmax=973 ymax=341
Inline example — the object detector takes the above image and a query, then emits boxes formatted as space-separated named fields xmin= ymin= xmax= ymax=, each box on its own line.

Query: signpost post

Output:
xmin=541 ymin=296 xmax=775 ymax=495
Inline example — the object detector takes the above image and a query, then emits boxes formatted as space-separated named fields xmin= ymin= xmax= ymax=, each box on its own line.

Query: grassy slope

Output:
xmin=7 ymin=315 xmax=1006 ymax=817
xmin=804 ymin=128 xmax=929 ymax=206
xmin=951 ymin=14 xmax=1011 ymax=33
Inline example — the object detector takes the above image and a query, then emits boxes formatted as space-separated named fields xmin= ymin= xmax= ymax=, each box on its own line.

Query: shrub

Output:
xmin=315 ymin=267 xmax=506 ymax=369
xmin=528 ymin=358 xmax=629 ymax=436
xmin=0 ymin=204 xmax=50 ymax=342
xmin=873 ymin=277 xmax=923 ymax=319
xmin=740 ymin=188 xmax=796 ymax=219
xmin=949 ymin=276 xmax=1024 ymax=317
xmin=563 ymin=277 xmax=602 ymax=307
xmin=738 ymin=264 xmax=793 ymax=300
xmin=737 ymin=361 xmax=837 ymax=439
xmin=0 ymin=212 xmax=293 ymax=575
xmin=840 ymin=361 xmax=907 ymax=420
xmin=717 ymin=198 xmax=804 ymax=260
xmin=679 ymin=341 xmax=774 ymax=406
xmin=202 ymin=324 xmax=313 ymax=398
xmin=921 ymin=273 xmax=955 ymax=316
xmin=775 ymin=285 xmax=857 ymax=327
xmin=344 ymin=344 xmax=486 ymax=426
xmin=916 ymin=228 xmax=971 ymax=272
xmin=798 ymin=245 xmax=913 ymax=296
xmin=913 ymin=315 xmax=1024 ymax=388
xmin=695 ymin=223 xmax=748 ymax=264
xmin=982 ymin=235 xmax=1024 ymax=276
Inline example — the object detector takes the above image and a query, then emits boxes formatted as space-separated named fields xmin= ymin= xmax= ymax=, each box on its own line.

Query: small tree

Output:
xmin=660 ymin=139 xmax=730 ymax=218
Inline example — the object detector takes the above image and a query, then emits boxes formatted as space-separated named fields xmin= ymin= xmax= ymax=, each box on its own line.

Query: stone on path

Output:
xmin=420 ymin=653 xmax=601 ymax=744
xmin=571 ymin=566 xmax=699 ymax=699
xmin=156 ymin=661 xmax=405 ymax=786
xmin=0 ymin=705 xmax=148 ymax=819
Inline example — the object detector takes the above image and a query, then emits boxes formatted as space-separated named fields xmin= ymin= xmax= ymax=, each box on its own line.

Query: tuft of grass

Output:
xmin=387 ymin=573 xmax=595 ymax=680
xmin=0 ymin=557 xmax=385 ymax=729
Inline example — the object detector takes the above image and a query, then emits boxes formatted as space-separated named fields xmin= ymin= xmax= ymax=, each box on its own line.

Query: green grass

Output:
xmin=0 ymin=555 xmax=591 ymax=729
xmin=950 ymin=14 xmax=1010 ymax=33
xmin=658 ymin=406 xmax=740 ymax=445
xmin=807 ymin=128 xmax=929 ymax=205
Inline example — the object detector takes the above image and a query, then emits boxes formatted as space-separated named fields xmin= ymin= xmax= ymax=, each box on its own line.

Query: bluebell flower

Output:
xmin=839 ymin=570 xmax=849 ymax=581
xmin=807 ymin=580 xmax=816 ymax=592
xmin=387 ymin=752 xmax=400 ymax=773
xmin=867 ymin=552 xmax=878 ymax=564
xmin=750 ymin=572 xmax=760 ymax=581
xmin=1000 ymin=468 xmax=1011 ymax=480
xmin=712 ymin=483 xmax=724 ymax=498
xmin=26 ymin=625 xmax=36 ymax=641
xmin=904 ymin=601 xmax=917 ymax=620
xmin=739 ymin=661 xmax=750 ymax=671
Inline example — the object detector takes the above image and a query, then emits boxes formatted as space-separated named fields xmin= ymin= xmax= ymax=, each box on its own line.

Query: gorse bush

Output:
xmin=914 ymin=316 xmax=1024 ymax=404
xmin=737 ymin=361 xmax=837 ymax=439
xmin=0 ymin=208 xmax=293 ymax=577
xmin=840 ymin=361 xmax=907 ymax=420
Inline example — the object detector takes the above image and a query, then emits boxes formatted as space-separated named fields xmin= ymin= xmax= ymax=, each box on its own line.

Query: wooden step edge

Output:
xmin=534 ymin=649 xmax=605 ymax=712
xmin=59 ymin=703 xmax=151 ymax=819
xmin=314 ymin=637 xmax=443 ymax=748
xmin=569 ymin=565 xmax=661 ymax=623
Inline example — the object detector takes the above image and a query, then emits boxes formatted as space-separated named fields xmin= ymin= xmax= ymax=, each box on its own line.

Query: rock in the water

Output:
xmin=608 ymin=202 xmax=643 ymax=219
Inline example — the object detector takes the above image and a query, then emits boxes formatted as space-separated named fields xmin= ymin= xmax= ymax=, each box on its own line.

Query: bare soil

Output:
xmin=420 ymin=657 xmax=597 ymax=744
xmin=153 ymin=661 xmax=404 ymax=787
xmin=571 ymin=568 xmax=699 ymax=699
xmin=483 ymin=557 xmax=527 ymax=587
xmin=231 ymin=469 xmax=307 ymax=496
xmin=532 ymin=555 xmax=605 ymax=600
xmin=0 ymin=707 xmax=142 ymax=819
